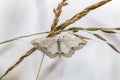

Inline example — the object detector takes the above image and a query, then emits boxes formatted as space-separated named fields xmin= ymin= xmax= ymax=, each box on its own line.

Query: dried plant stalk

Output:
xmin=56 ymin=0 xmax=111 ymax=30
xmin=93 ymin=33 xmax=107 ymax=41
xmin=85 ymin=31 xmax=120 ymax=53
xmin=101 ymin=28 xmax=116 ymax=33
xmin=107 ymin=42 xmax=120 ymax=53
xmin=35 ymin=54 xmax=45 ymax=80
xmin=67 ymin=27 xmax=119 ymax=33
xmin=0 ymin=47 xmax=36 ymax=80
xmin=35 ymin=1 xmax=68 ymax=79
xmin=50 ymin=0 xmax=68 ymax=31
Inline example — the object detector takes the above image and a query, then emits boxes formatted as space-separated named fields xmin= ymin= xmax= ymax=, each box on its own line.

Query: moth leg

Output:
xmin=0 ymin=47 xmax=36 ymax=80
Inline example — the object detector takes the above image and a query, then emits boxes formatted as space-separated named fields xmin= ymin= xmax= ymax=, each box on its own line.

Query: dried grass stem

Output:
xmin=50 ymin=0 xmax=68 ymax=31
xmin=0 ymin=47 xmax=36 ymax=80
xmin=56 ymin=0 xmax=111 ymax=30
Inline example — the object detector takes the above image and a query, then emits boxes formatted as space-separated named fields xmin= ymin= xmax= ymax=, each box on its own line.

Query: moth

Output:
xmin=31 ymin=34 xmax=87 ymax=58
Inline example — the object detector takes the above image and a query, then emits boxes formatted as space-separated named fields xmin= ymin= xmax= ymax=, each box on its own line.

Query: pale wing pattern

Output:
xmin=61 ymin=35 xmax=87 ymax=57
xmin=59 ymin=42 xmax=75 ymax=57
xmin=31 ymin=38 xmax=58 ymax=58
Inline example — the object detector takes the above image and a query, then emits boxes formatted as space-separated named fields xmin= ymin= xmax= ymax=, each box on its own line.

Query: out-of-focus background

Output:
xmin=0 ymin=0 xmax=120 ymax=80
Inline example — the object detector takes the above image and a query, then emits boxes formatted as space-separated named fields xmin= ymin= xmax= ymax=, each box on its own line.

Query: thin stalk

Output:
xmin=0 ymin=31 xmax=49 ymax=45
xmin=36 ymin=54 xmax=45 ymax=80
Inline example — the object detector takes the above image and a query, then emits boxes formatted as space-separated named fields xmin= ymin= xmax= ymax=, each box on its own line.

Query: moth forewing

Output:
xmin=61 ymin=34 xmax=87 ymax=49
xmin=61 ymin=34 xmax=87 ymax=57
xmin=31 ymin=37 xmax=58 ymax=58
xmin=60 ymin=42 xmax=73 ymax=57
xmin=46 ymin=41 xmax=58 ymax=58
xmin=31 ymin=38 xmax=55 ymax=48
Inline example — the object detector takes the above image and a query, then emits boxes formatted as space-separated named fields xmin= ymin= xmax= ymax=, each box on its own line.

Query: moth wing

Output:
xmin=61 ymin=35 xmax=87 ymax=57
xmin=60 ymin=42 xmax=75 ymax=57
xmin=31 ymin=38 xmax=58 ymax=58
xmin=46 ymin=41 xmax=58 ymax=58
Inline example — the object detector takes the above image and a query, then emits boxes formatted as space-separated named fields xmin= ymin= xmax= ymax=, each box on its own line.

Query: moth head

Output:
xmin=31 ymin=39 xmax=39 ymax=49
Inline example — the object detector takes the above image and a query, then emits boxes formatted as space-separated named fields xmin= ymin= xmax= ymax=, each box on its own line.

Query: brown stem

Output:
xmin=56 ymin=0 xmax=111 ymax=30
xmin=0 ymin=47 xmax=36 ymax=80
xmin=50 ymin=0 xmax=68 ymax=31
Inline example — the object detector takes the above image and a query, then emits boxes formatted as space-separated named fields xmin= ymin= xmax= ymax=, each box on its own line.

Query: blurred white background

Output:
xmin=0 ymin=0 xmax=120 ymax=80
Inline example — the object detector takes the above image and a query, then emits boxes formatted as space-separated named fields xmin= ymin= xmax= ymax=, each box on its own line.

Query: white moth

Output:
xmin=31 ymin=34 xmax=87 ymax=58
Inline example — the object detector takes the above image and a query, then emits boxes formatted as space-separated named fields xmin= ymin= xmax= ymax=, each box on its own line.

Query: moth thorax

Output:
xmin=56 ymin=36 xmax=62 ymax=54
xmin=31 ymin=39 xmax=40 ymax=49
